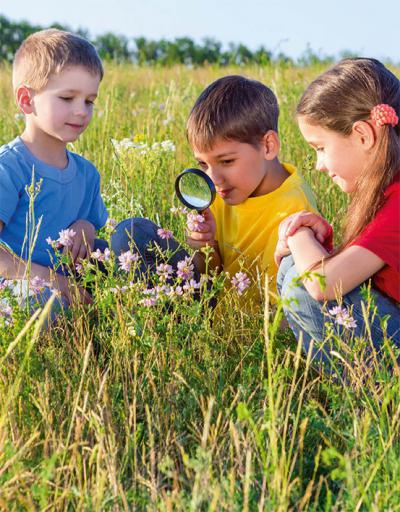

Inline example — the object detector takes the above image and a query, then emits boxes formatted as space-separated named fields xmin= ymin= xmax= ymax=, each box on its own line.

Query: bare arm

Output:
xmin=287 ymin=227 xmax=385 ymax=301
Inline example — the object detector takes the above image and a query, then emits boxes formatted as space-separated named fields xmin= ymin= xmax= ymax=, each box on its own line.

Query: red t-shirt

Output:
xmin=352 ymin=179 xmax=400 ymax=302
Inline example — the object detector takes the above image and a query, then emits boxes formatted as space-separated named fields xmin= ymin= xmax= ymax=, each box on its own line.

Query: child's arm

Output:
xmin=186 ymin=208 xmax=222 ymax=274
xmin=0 ymin=221 xmax=92 ymax=305
xmin=287 ymin=227 xmax=385 ymax=300
xmin=275 ymin=211 xmax=333 ymax=265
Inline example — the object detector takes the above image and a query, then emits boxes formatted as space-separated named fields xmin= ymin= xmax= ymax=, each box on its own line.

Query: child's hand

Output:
xmin=55 ymin=274 xmax=93 ymax=305
xmin=280 ymin=211 xmax=333 ymax=249
xmin=64 ymin=220 xmax=96 ymax=263
xmin=186 ymin=208 xmax=217 ymax=250
xmin=274 ymin=238 xmax=292 ymax=266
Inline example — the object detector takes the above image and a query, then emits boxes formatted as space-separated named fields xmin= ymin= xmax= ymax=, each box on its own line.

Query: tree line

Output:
xmin=0 ymin=14 xmax=348 ymax=66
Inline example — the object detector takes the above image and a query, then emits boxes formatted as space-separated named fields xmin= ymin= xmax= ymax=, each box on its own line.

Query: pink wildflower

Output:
xmin=57 ymin=229 xmax=76 ymax=248
xmin=156 ymin=263 xmax=173 ymax=281
xmin=110 ymin=285 xmax=129 ymax=294
xmin=170 ymin=206 xmax=188 ymax=215
xmin=183 ymin=279 xmax=201 ymax=294
xmin=231 ymin=271 xmax=251 ymax=295
xmin=157 ymin=228 xmax=173 ymax=240
xmin=91 ymin=247 xmax=111 ymax=263
xmin=91 ymin=248 xmax=105 ymax=262
xmin=106 ymin=218 xmax=118 ymax=231
xmin=176 ymin=257 xmax=194 ymax=281
xmin=29 ymin=276 xmax=48 ymax=293
xmin=187 ymin=212 xmax=206 ymax=231
xmin=46 ymin=236 xmax=57 ymax=248
xmin=140 ymin=296 xmax=157 ymax=307
xmin=118 ymin=250 xmax=140 ymax=272
xmin=329 ymin=305 xmax=357 ymax=330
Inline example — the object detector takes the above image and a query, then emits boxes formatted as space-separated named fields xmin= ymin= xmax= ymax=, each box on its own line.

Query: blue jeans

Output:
xmin=277 ymin=256 xmax=400 ymax=367
xmin=111 ymin=217 xmax=200 ymax=282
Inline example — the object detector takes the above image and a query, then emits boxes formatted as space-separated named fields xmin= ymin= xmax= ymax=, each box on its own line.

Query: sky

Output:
xmin=1 ymin=0 xmax=399 ymax=62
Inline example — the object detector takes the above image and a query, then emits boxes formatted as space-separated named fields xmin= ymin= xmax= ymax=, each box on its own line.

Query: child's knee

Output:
xmin=277 ymin=255 xmax=296 ymax=293
xmin=111 ymin=217 xmax=157 ymax=256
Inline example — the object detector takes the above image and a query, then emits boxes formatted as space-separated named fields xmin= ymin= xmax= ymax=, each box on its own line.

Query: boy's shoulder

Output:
xmin=0 ymin=137 xmax=32 ymax=180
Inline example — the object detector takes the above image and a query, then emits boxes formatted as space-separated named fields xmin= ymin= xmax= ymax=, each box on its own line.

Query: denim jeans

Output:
xmin=110 ymin=217 xmax=200 ymax=282
xmin=277 ymin=256 xmax=400 ymax=367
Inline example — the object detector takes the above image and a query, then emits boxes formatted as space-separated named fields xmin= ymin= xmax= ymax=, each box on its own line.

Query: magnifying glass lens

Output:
xmin=175 ymin=169 xmax=216 ymax=211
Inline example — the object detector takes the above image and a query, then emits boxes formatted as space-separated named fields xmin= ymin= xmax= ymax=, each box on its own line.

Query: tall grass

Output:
xmin=0 ymin=63 xmax=399 ymax=510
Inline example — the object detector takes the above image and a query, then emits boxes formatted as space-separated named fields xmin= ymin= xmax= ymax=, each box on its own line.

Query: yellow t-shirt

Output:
xmin=210 ymin=163 xmax=317 ymax=304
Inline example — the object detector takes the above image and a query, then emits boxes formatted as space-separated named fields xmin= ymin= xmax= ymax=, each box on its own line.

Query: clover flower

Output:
xmin=118 ymin=250 xmax=140 ymax=272
xmin=140 ymin=296 xmax=158 ymax=307
xmin=0 ymin=300 xmax=13 ymax=325
xmin=328 ymin=305 xmax=357 ymax=330
xmin=156 ymin=263 xmax=173 ymax=281
xmin=165 ymin=285 xmax=184 ymax=298
xmin=57 ymin=229 xmax=76 ymax=248
xmin=91 ymin=247 xmax=111 ymax=263
xmin=110 ymin=285 xmax=129 ymax=294
xmin=176 ymin=257 xmax=194 ymax=281
xmin=231 ymin=271 xmax=251 ymax=295
xmin=46 ymin=236 xmax=57 ymax=249
xmin=170 ymin=206 xmax=188 ymax=215
xmin=187 ymin=212 xmax=206 ymax=232
xmin=29 ymin=276 xmax=49 ymax=294
xmin=105 ymin=218 xmax=118 ymax=231
xmin=183 ymin=279 xmax=201 ymax=294
xmin=157 ymin=228 xmax=173 ymax=240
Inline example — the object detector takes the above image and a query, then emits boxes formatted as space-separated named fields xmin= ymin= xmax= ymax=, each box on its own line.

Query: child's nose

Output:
xmin=74 ymin=102 xmax=89 ymax=117
xmin=208 ymin=166 xmax=224 ymax=185
xmin=316 ymin=155 xmax=326 ymax=172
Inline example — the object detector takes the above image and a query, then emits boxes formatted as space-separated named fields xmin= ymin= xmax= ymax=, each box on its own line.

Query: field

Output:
xmin=0 ymin=62 xmax=399 ymax=510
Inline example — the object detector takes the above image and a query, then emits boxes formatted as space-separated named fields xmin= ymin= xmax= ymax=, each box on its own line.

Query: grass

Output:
xmin=0 ymin=62 xmax=399 ymax=510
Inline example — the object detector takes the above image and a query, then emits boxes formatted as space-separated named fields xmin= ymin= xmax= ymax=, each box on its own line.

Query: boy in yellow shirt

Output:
xmin=113 ymin=75 xmax=316 ymax=306
xmin=185 ymin=75 xmax=317 ymax=303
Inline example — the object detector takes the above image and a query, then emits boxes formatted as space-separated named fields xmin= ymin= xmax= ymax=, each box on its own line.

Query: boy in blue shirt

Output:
xmin=0 ymin=29 xmax=108 ymax=313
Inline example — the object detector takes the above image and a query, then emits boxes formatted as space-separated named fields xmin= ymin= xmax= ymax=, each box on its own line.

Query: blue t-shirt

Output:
xmin=0 ymin=137 xmax=108 ymax=269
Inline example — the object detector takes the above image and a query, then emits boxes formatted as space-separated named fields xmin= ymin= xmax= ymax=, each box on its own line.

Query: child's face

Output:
xmin=26 ymin=66 xmax=100 ymax=144
xmin=193 ymin=138 xmax=270 ymax=205
xmin=298 ymin=116 xmax=368 ymax=193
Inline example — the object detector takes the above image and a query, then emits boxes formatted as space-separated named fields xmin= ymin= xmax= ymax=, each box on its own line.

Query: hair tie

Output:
xmin=370 ymin=104 xmax=399 ymax=127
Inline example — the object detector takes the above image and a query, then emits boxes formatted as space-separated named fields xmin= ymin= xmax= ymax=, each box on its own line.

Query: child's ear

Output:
xmin=352 ymin=120 xmax=376 ymax=150
xmin=261 ymin=130 xmax=280 ymax=160
xmin=16 ymin=85 xmax=35 ymax=114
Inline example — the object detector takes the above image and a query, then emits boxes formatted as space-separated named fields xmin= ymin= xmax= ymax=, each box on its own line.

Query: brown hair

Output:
xmin=187 ymin=75 xmax=279 ymax=150
xmin=297 ymin=58 xmax=400 ymax=248
xmin=12 ymin=29 xmax=104 ymax=93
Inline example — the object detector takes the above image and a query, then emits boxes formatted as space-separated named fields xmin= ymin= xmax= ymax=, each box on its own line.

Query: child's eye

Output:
xmin=221 ymin=159 xmax=234 ymax=165
xmin=197 ymin=161 xmax=207 ymax=169
xmin=316 ymin=147 xmax=324 ymax=153
xmin=59 ymin=97 xmax=73 ymax=101
xmin=85 ymin=100 xmax=95 ymax=105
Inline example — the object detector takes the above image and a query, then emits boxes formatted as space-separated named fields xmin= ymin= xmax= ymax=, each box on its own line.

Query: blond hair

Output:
xmin=12 ymin=29 xmax=104 ymax=93
xmin=297 ymin=58 xmax=400 ymax=248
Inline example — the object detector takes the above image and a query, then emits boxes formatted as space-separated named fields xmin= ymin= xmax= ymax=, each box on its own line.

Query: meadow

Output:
xmin=0 ymin=62 xmax=399 ymax=511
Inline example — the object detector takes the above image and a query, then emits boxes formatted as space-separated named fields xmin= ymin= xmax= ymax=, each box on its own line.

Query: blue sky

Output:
xmin=2 ymin=0 xmax=399 ymax=62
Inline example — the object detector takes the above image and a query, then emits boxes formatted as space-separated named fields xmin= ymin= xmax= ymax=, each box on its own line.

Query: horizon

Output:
xmin=1 ymin=0 xmax=399 ymax=64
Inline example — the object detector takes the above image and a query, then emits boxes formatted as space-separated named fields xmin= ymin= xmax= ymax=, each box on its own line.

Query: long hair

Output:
xmin=297 ymin=58 xmax=400 ymax=248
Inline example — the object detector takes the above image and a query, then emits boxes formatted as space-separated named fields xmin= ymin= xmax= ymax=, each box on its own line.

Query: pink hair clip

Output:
xmin=370 ymin=104 xmax=399 ymax=127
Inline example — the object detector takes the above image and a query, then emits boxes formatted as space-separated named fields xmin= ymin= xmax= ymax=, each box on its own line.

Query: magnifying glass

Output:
xmin=175 ymin=168 xmax=216 ymax=211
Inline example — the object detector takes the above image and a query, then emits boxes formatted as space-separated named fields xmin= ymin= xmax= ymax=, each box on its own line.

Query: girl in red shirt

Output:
xmin=275 ymin=58 xmax=399 ymax=368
